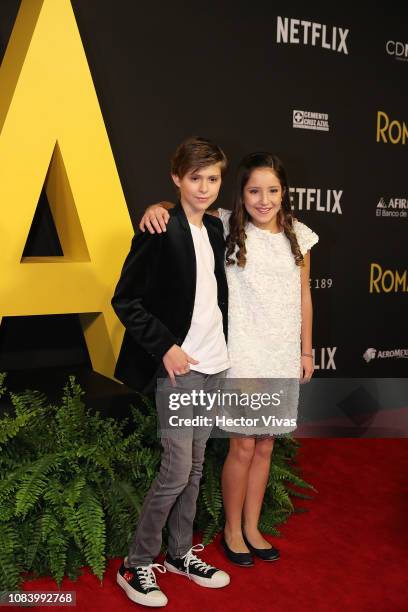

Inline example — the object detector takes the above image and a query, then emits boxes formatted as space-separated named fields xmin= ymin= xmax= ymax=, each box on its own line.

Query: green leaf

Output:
xmin=0 ymin=523 xmax=20 ymax=590
xmin=15 ymin=454 xmax=62 ymax=517
xmin=76 ymin=486 xmax=106 ymax=580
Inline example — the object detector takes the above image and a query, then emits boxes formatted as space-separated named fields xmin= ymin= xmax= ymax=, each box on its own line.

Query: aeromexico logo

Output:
xmin=363 ymin=347 xmax=408 ymax=362
xmin=277 ymin=17 xmax=349 ymax=54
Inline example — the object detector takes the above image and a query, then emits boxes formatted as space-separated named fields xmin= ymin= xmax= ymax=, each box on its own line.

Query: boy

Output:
xmin=111 ymin=137 xmax=230 ymax=607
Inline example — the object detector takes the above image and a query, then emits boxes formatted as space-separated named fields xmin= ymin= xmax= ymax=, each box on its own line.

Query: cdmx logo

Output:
xmin=369 ymin=263 xmax=408 ymax=293
xmin=386 ymin=40 xmax=408 ymax=62
xmin=376 ymin=111 xmax=408 ymax=145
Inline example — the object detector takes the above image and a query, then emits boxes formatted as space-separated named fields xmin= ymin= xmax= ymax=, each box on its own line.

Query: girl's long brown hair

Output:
xmin=225 ymin=152 xmax=303 ymax=268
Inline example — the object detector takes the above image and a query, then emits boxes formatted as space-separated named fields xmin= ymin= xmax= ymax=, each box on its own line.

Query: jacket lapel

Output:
xmin=204 ymin=214 xmax=225 ymax=272
xmin=174 ymin=201 xmax=189 ymax=231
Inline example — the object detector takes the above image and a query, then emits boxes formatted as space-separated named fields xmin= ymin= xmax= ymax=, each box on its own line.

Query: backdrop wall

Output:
xmin=0 ymin=0 xmax=407 ymax=380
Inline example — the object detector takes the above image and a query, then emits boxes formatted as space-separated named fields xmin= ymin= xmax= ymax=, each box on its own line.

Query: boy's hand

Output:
xmin=139 ymin=202 xmax=171 ymax=234
xmin=163 ymin=344 xmax=199 ymax=386
xmin=300 ymin=355 xmax=314 ymax=383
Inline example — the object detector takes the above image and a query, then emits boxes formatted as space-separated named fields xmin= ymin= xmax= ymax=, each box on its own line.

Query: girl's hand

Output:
xmin=300 ymin=354 xmax=314 ymax=383
xmin=139 ymin=202 xmax=171 ymax=234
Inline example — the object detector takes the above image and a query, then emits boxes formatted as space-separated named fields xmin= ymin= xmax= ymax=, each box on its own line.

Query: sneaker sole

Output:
xmin=116 ymin=572 xmax=168 ymax=607
xmin=163 ymin=561 xmax=230 ymax=588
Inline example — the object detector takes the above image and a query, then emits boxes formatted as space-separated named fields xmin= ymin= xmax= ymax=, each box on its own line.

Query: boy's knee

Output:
xmin=192 ymin=439 xmax=207 ymax=463
xmin=158 ymin=438 xmax=193 ymax=486
xmin=158 ymin=458 xmax=192 ymax=491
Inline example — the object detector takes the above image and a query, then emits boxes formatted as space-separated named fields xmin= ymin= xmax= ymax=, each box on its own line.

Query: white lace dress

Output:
xmin=218 ymin=209 xmax=319 ymax=435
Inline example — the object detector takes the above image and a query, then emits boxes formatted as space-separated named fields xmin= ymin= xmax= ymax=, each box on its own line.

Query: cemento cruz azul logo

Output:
xmin=293 ymin=110 xmax=329 ymax=131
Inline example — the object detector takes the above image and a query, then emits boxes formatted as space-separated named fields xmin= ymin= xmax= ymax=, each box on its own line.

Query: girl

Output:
xmin=140 ymin=152 xmax=318 ymax=566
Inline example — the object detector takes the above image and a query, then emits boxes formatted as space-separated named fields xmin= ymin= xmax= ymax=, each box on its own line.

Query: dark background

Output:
xmin=0 ymin=1 xmax=407 ymax=388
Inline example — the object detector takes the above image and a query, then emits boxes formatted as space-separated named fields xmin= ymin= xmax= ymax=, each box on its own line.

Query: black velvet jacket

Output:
xmin=111 ymin=203 xmax=228 ymax=394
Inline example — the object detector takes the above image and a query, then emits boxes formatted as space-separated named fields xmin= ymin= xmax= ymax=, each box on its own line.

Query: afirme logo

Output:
xmin=386 ymin=40 xmax=408 ymax=62
xmin=293 ymin=110 xmax=329 ymax=131
xmin=290 ymin=188 xmax=342 ymax=214
xmin=376 ymin=111 xmax=408 ymax=144
xmin=376 ymin=197 xmax=408 ymax=219
xmin=363 ymin=347 xmax=408 ymax=362
xmin=313 ymin=347 xmax=337 ymax=370
xmin=369 ymin=263 xmax=408 ymax=293
xmin=277 ymin=17 xmax=349 ymax=54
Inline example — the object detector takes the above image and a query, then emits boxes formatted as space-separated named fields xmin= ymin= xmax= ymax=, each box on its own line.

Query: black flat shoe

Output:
xmin=220 ymin=537 xmax=254 ymax=567
xmin=243 ymin=533 xmax=280 ymax=562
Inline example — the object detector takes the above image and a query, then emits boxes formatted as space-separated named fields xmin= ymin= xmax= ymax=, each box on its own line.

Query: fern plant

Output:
xmin=0 ymin=374 xmax=160 ymax=589
xmin=0 ymin=373 xmax=315 ymax=590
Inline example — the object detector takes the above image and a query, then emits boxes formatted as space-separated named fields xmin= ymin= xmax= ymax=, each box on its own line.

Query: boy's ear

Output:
xmin=171 ymin=173 xmax=181 ymax=188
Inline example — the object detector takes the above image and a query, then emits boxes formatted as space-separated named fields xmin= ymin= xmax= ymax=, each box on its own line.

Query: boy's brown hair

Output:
xmin=171 ymin=136 xmax=228 ymax=178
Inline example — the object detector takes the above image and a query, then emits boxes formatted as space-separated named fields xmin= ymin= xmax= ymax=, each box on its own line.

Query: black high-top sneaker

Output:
xmin=164 ymin=544 xmax=230 ymax=588
xmin=117 ymin=559 xmax=168 ymax=607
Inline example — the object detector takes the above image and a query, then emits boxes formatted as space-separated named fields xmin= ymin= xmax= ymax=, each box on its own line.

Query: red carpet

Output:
xmin=23 ymin=439 xmax=408 ymax=611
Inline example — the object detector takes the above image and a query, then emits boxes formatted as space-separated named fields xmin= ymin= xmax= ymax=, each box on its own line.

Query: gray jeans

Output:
xmin=127 ymin=369 xmax=225 ymax=567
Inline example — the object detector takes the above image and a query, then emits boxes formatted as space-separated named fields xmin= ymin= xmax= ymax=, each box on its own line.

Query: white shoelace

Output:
xmin=181 ymin=544 xmax=215 ymax=579
xmin=136 ymin=563 xmax=166 ymax=590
